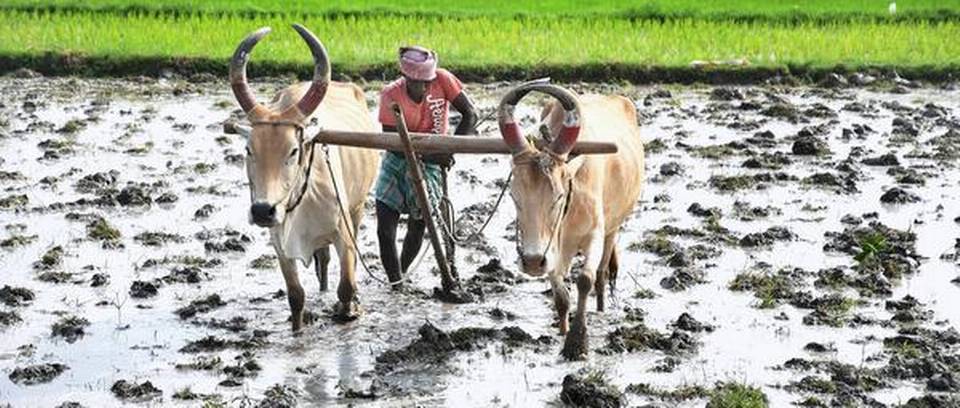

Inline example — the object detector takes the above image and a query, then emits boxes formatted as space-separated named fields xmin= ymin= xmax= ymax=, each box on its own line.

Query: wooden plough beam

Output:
xmin=389 ymin=104 xmax=461 ymax=296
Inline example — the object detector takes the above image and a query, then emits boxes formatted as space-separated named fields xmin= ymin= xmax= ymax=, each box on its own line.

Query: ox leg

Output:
xmin=594 ymin=232 xmax=618 ymax=312
xmin=550 ymin=269 xmax=571 ymax=335
xmin=608 ymin=246 xmax=619 ymax=290
xmin=561 ymin=234 xmax=603 ymax=361
xmin=314 ymin=247 xmax=330 ymax=292
xmin=279 ymin=256 xmax=306 ymax=331
xmin=333 ymin=233 xmax=361 ymax=322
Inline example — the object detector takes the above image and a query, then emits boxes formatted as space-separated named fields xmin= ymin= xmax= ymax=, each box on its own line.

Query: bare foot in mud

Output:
xmin=288 ymin=310 xmax=321 ymax=331
xmin=560 ymin=317 xmax=588 ymax=360
xmin=288 ymin=313 xmax=304 ymax=332
xmin=331 ymin=301 xmax=363 ymax=323
xmin=432 ymin=287 xmax=474 ymax=304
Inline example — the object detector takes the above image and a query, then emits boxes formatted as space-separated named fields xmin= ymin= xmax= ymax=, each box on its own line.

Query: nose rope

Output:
xmin=285 ymin=132 xmax=314 ymax=214
xmin=539 ymin=178 xmax=573 ymax=264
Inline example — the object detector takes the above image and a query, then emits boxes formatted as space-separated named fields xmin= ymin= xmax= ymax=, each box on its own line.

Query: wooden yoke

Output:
xmin=306 ymin=129 xmax=618 ymax=155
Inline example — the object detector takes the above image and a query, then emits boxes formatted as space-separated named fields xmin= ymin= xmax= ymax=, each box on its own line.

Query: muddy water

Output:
xmin=0 ymin=77 xmax=958 ymax=407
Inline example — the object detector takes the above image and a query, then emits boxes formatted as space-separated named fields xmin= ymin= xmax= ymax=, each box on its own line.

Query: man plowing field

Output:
xmin=374 ymin=46 xmax=478 ymax=286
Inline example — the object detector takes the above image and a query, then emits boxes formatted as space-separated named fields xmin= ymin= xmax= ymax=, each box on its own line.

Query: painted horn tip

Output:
xmin=248 ymin=27 xmax=272 ymax=42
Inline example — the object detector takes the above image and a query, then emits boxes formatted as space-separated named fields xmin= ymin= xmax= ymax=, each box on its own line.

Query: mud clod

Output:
xmin=75 ymin=170 xmax=118 ymax=193
xmin=604 ymin=322 xmax=698 ymax=355
xmin=8 ymin=363 xmax=68 ymax=385
xmin=194 ymin=203 xmax=216 ymax=219
xmin=900 ymin=394 xmax=960 ymax=408
xmin=0 ymin=310 xmax=22 ymax=326
xmin=659 ymin=162 xmax=684 ymax=177
xmin=179 ymin=331 xmax=269 ymax=353
xmin=129 ymin=280 xmax=159 ymax=298
xmin=0 ymin=285 xmax=35 ymax=306
xmin=86 ymin=216 xmax=121 ymax=242
xmin=880 ymin=187 xmax=920 ymax=204
xmin=660 ymin=268 xmax=706 ymax=291
xmin=671 ymin=313 xmax=715 ymax=333
xmin=375 ymin=323 xmax=548 ymax=373
xmin=161 ymin=266 xmax=208 ymax=284
xmin=111 ymin=380 xmax=162 ymax=402
xmin=204 ymin=237 xmax=249 ymax=253
xmin=560 ymin=372 xmax=625 ymax=408
xmin=176 ymin=294 xmax=226 ymax=319
xmin=739 ymin=226 xmax=795 ymax=248
xmin=792 ymin=135 xmax=830 ymax=156
xmin=116 ymin=185 xmax=153 ymax=206
xmin=688 ymin=203 xmax=722 ymax=218
xmin=51 ymin=315 xmax=90 ymax=343
xmin=466 ymin=258 xmax=523 ymax=296
xmin=89 ymin=273 xmax=109 ymax=287
xmin=862 ymin=153 xmax=900 ymax=166
xmin=134 ymin=231 xmax=185 ymax=246
xmin=710 ymin=88 xmax=744 ymax=101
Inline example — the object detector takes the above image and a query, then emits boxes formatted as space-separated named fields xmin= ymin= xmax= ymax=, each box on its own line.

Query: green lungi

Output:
xmin=374 ymin=151 xmax=442 ymax=220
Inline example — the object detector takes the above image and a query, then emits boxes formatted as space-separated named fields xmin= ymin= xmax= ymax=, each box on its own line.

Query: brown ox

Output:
xmin=497 ymin=81 xmax=645 ymax=359
xmin=228 ymin=25 xmax=380 ymax=330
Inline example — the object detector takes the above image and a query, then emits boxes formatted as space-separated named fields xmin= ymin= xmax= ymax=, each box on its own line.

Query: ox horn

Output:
xmin=287 ymin=23 xmax=331 ymax=118
xmin=497 ymin=79 xmax=582 ymax=156
xmin=229 ymin=27 xmax=271 ymax=114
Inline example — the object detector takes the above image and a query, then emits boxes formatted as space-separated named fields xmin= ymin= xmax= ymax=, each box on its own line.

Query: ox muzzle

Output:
xmin=250 ymin=201 xmax=281 ymax=227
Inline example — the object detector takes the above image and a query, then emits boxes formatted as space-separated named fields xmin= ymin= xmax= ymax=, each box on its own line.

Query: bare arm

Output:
xmin=451 ymin=92 xmax=478 ymax=136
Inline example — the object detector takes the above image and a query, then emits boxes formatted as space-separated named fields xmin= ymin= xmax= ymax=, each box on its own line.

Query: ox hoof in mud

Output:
xmin=560 ymin=317 xmax=589 ymax=361
xmin=332 ymin=301 xmax=363 ymax=323
xmin=288 ymin=310 xmax=320 ymax=332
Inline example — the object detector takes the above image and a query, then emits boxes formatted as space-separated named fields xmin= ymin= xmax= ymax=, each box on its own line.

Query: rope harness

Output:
xmin=317 ymin=144 xmax=398 ymax=287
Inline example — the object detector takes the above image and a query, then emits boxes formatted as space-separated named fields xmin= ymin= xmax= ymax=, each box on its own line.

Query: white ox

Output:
xmin=228 ymin=25 xmax=380 ymax=330
xmin=497 ymin=81 xmax=645 ymax=359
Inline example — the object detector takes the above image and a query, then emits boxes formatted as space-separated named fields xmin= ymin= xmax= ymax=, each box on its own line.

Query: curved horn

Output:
xmin=497 ymin=79 xmax=582 ymax=156
xmin=229 ymin=27 xmax=271 ymax=114
xmin=289 ymin=23 xmax=331 ymax=118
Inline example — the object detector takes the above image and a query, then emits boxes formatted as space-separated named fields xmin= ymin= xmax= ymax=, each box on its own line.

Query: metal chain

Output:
xmin=431 ymin=169 xmax=513 ymax=247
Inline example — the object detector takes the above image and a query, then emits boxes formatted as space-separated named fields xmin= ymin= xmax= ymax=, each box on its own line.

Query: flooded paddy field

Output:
xmin=0 ymin=75 xmax=959 ymax=407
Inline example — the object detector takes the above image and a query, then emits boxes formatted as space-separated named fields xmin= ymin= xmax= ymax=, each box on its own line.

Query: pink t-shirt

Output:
xmin=378 ymin=68 xmax=463 ymax=134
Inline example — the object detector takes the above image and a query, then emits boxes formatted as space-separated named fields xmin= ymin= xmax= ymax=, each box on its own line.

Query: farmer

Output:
xmin=375 ymin=45 xmax=478 ymax=285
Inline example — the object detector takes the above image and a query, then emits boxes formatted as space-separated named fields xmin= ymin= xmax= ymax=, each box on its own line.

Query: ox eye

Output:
xmin=289 ymin=148 xmax=299 ymax=159
xmin=245 ymin=146 xmax=252 ymax=156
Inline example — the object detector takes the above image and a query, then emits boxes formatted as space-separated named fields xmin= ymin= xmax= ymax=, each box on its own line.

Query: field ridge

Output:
xmin=4 ymin=53 xmax=959 ymax=84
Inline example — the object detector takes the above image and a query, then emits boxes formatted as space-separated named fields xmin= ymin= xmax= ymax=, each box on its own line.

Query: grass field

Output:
xmin=3 ymin=1 xmax=960 ymax=81
xmin=5 ymin=0 xmax=960 ymax=20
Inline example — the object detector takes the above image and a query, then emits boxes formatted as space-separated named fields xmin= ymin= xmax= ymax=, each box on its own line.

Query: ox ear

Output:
xmin=223 ymin=121 xmax=252 ymax=140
